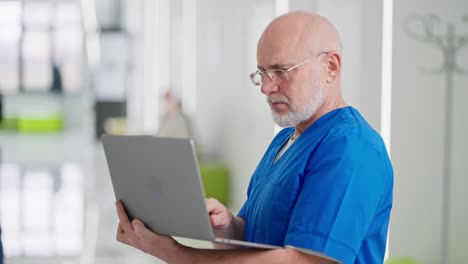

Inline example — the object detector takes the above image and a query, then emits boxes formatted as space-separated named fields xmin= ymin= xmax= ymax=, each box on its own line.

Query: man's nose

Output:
xmin=260 ymin=77 xmax=279 ymax=95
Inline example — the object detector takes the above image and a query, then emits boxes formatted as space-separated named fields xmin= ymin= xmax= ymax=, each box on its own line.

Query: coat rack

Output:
xmin=404 ymin=14 xmax=468 ymax=264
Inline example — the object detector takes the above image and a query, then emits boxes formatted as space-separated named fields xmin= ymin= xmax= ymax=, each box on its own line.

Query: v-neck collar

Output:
xmin=271 ymin=106 xmax=353 ymax=166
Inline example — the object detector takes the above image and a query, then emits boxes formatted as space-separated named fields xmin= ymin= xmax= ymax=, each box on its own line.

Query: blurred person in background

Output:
xmin=157 ymin=91 xmax=194 ymax=139
xmin=157 ymin=90 xmax=204 ymax=157
xmin=114 ymin=11 xmax=393 ymax=264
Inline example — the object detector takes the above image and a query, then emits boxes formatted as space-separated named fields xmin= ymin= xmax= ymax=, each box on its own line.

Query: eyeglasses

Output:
xmin=249 ymin=51 xmax=329 ymax=86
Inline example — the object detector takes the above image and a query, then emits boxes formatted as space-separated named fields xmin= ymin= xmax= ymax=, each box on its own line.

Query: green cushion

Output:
xmin=17 ymin=115 xmax=64 ymax=132
xmin=199 ymin=161 xmax=229 ymax=205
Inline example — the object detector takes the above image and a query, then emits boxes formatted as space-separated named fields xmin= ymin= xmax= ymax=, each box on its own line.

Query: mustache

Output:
xmin=267 ymin=95 xmax=290 ymax=105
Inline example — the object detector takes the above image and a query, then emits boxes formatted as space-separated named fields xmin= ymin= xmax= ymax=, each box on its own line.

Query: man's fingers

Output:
xmin=132 ymin=219 xmax=150 ymax=238
xmin=206 ymin=198 xmax=226 ymax=216
xmin=117 ymin=223 xmax=124 ymax=234
xmin=115 ymin=200 xmax=130 ymax=222
xmin=115 ymin=200 xmax=133 ymax=232
xmin=132 ymin=219 xmax=165 ymax=251
xmin=205 ymin=198 xmax=218 ymax=213
xmin=116 ymin=232 xmax=128 ymax=244
xmin=116 ymin=223 xmax=130 ymax=244
xmin=205 ymin=198 xmax=233 ymax=228
xmin=114 ymin=203 xmax=153 ymax=251
xmin=132 ymin=219 xmax=177 ymax=250
xmin=210 ymin=213 xmax=229 ymax=228
xmin=209 ymin=214 xmax=218 ymax=226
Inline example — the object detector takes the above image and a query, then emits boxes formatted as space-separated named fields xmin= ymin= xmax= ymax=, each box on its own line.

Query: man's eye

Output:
xmin=273 ymin=69 xmax=288 ymax=73
xmin=272 ymin=68 xmax=288 ymax=71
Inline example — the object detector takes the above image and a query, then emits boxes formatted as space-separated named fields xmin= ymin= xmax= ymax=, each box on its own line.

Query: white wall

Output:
xmin=360 ymin=0 xmax=384 ymax=132
xmin=390 ymin=0 xmax=468 ymax=263
xmin=193 ymin=0 xmax=276 ymax=209
xmin=318 ymin=0 xmax=383 ymax=131
xmin=319 ymin=1 xmax=364 ymax=112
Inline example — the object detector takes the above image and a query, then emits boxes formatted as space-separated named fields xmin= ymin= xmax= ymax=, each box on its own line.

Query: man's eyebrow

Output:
xmin=271 ymin=63 xmax=291 ymax=69
xmin=257 ymin=63 xmax=291 ymax=70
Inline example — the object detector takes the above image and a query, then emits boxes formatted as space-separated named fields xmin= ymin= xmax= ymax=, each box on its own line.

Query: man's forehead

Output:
xmin=256 ymin=42 xmax=306 ymax=68
xmin=255 ymin=12 xmax=341 ymax=68
xmin=256 ymin=25 xmax=315 ymax=67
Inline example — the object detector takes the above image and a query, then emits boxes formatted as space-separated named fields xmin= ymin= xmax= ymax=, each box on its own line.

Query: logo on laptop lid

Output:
xmin=147 ymin=174 xmax=163 ymax=199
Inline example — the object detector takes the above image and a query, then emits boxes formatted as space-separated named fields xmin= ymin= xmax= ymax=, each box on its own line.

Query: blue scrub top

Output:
xmin=238 ymin=106 xmax=393 ymax=264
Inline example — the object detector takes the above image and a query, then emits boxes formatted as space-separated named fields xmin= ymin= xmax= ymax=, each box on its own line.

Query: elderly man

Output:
xmin=115 ymin=11 xmax=393 ymax=264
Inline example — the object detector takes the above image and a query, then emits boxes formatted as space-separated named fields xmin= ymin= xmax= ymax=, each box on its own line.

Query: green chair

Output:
xmin=385 ymin=257 xmax=420 ymax=264
xmin=199 ymin=161 xmax=230 ymax=205
xmin=17 ymin=115 xmax=64 ymax=132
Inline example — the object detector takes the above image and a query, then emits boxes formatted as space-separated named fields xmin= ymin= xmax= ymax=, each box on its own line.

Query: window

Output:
xmin=0 ymin=0 xmax=84 ymax=94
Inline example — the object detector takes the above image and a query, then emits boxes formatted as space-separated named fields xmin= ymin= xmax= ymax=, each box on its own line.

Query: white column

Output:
xmin=380 ymin=0 xmax=393 ymax=153
xmin=123 ymin=0 xmax=144 ymax=133
xmin=142 ymin=0 xmax=171 ymax=134
xmin=181 ymin=0 xmax=197 ymax=116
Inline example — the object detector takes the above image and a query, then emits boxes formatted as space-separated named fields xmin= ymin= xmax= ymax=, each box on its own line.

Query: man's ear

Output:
xmin=325 ymin=52 xmax=341 ymax=83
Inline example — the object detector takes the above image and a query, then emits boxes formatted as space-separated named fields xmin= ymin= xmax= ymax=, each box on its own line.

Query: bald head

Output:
xmin=257 ymin=11 xmax=347 ymax=129
xmin=257 ymin=11 xmax=342 ymax=64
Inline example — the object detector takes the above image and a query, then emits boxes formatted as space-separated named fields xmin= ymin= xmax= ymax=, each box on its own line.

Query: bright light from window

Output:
xmin=381 ymin=0 xmax=393 ymax=153
xmin=381 ymin=0 xmax=393 ymax=260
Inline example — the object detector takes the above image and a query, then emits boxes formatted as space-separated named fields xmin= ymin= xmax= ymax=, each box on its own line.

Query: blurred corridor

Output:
xmin=0 ymin=0 xmax=467 ymax=263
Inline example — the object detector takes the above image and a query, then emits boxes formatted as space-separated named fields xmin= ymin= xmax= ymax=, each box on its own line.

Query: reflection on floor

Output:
xmin=0 ymin=139 xmax=171 ymax=264
xmin=0 ymin=163 xmax=83 ymax=256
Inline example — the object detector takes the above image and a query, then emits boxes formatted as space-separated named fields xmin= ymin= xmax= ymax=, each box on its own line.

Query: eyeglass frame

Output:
xmin=249 ymin=51 xmax=330 ymax=86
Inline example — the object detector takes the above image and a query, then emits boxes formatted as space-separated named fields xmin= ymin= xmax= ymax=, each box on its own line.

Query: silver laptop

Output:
xmin=101 ymin=135 xmax=280 ymax=250
xmin=102 ymin=135 xmax=341 ymax=262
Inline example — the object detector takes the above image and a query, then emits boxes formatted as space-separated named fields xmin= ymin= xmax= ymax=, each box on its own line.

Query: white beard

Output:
xmin=268 ymin=85 xmax=325 ymax=127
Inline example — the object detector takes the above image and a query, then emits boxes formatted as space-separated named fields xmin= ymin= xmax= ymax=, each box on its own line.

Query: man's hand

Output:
xmin=206 ymin=198 xmax=233 ymax=230
xmin=205 ymin=198 xmax=245 ymax=249
xmin=115 ymin=200 xmax=184 ymax=262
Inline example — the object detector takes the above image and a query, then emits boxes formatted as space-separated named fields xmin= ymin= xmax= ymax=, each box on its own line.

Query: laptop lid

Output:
xmin=102 ymin=135 xmax=216 ymax=241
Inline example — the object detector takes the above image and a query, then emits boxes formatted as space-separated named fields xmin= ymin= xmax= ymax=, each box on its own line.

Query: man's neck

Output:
xmin=293 ymin=96 xmax=347 ymax=139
